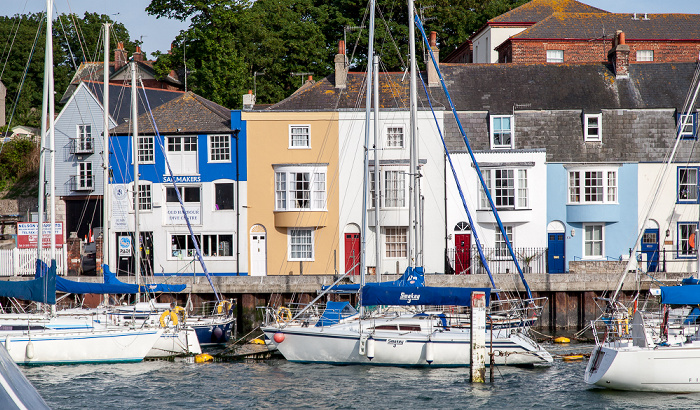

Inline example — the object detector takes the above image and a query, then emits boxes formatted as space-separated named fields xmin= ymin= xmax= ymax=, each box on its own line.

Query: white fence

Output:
xmin=0 ymin=248 xmax=67 ymax=277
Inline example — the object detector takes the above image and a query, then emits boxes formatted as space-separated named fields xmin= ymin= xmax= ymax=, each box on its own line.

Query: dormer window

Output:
xmin=489 ymin=115 xmax=513 ymax=149
xmin=677 ymin=112 xmax=698 ymax=140
xmin=546 ymin=50 xmax=564 ymax=63
xmin=584 ymin=114 xmax=602 ymax=142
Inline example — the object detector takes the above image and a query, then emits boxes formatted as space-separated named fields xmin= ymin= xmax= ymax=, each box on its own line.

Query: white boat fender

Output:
xmin=359 ymin=334 xmax=368 ymax=356
xmin=4 ymin=336 xmax=9 ymax=352
xmin=367 ymin=336 xmax=375 ymax=361
xmin=25 ymin=340 xmax=34 ymax=359
xmin=425 ymin=339 xmax=434 ymax=364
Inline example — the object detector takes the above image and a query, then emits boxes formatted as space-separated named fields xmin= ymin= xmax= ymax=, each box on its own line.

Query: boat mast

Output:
xmin=103 ymin=23 xmax=110 ymax=270
xmin=131 ymin=61 xmax=141 ymax=302
xmin=48 ymin=0 xmax=56 ymax=264
xmin=37 ymin=0 xmax=54 ymax=263
xmin=373 ymin=54 xmax=381 ymax=282
xmin=408 ymin=0 xmax=419 ymax=268
xmin=361 ymin=0 xmax=376 ymax=315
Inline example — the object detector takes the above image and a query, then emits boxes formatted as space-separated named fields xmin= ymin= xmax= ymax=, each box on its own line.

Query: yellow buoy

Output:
xmin=249 ymin=338 xmax=266 ymax=345
xmin=554 ymin=336 xmax=570 ymax=344
xmin=562 ymin=355 xmax=584 ymax=362
xmin=195 ymin=353 xmax=214 ymax=363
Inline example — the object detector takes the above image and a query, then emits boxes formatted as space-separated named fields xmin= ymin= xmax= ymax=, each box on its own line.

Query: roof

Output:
xmin=265 ymin=72 xmax=443 ymax=111
xmin=81 ymin=81 xmax=184 ymax=127
xmin=433 ymin=61 xmax=698 ymax=112
xmin=111 ymin=91 xmax=231 ymax=135
xmin=510 ymin=13 xmax=700 ymax=41
xmin=490 ymin=0 xmax=608 ymax=24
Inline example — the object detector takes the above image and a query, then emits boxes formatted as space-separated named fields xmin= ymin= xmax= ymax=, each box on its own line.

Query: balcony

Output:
xmin=70 ymin=175 xmax=94 ymax=192
xmin=70 ymin=137 xmax=94 ymax=154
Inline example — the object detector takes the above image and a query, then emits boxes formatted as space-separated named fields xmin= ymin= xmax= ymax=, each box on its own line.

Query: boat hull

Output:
xmin=189 ymin=316 xmax=236 ymax=346
xmin=2 ymin=328 xmax=162 ymax=365
xmin=585 ymin=343 xmax=700 ymax=392
xmin=262 ymin=325 xmax=551 ymax=367
xmin=148 ymin=327 xmax=201 ymax=357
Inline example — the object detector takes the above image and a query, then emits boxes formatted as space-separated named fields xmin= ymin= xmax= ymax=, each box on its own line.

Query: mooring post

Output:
xmin=470 ymin=291 xmax=486 ymax=383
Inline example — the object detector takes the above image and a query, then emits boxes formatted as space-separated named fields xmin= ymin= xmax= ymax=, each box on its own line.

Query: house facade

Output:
xmin=109 ymin=91 xmax=246 ymax=276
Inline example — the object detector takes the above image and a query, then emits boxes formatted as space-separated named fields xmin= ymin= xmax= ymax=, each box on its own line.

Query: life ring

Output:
xmin=159 ymin=310 xmax=179 ymax=327
xmin=216 ymin=300 xmax=233 ymax=314
xmin=277 ymin=306 xmax=292 ymax=323
xmin=172 ymin=306 xmax=187 ymax=324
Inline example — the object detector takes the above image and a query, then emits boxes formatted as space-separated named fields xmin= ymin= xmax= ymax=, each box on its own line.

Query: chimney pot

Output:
xmin=619 ymin=31 xmax=626 ymax=45
xmin=308 ymin=75 xmax=313 ymax=82
xmin=339 ymin=40 xmax=345 ymax=55
xmin=429 ymin=31 xmax=437 ymax=48
xmin=427 ymin=32 xmax=440 ymax=87
xmin=248 ymin=90 xmax=253 ymax=94
xmin=335 ymin=40 xmax=348 ymax=89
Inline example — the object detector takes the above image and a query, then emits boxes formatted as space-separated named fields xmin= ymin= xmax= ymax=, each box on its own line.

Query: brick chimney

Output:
xmin=608 ymin=30 xmax=630 ymax=79
xmin=114 ymin=42 xmax=127 ymax=70
xmin=133 ymin=45 xmax=145 ymax=63
xmin=335 ymin=40 xmax=348 ymax=89
xmin=427 ymin=31 xmax=440 ymax=87
xmin=242 ymin=90 xmax=255 ymax=110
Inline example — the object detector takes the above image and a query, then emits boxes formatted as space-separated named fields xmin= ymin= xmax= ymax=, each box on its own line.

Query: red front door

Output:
xmin=345 ymin=233 xmax=360 ymax=275
xmin=455 ymin=233 xmax=471 ymax=275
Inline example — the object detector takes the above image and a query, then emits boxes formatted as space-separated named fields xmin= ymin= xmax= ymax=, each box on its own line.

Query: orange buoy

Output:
xmin=273 ymin=332 xmax=285 ymax=343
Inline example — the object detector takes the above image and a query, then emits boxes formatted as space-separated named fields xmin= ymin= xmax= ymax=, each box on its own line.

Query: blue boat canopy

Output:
xmin=0 ymin=260 xmax=56 ymax=304
xmin=55 ymin=264 xmax=186 ymax=295
xmin=660 ymin=285 xmax=700 ymax=305
xmin=315 ymin=301 xmax=357 ymax=327
xmin=322 ymin=267 xmax=426 ymax=293
xmin=361 ymin=286 xmax=491 ymax=307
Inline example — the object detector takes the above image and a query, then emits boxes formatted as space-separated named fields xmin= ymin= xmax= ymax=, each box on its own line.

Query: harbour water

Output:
xmin=20 ymin=343 xmax=699 ymax=409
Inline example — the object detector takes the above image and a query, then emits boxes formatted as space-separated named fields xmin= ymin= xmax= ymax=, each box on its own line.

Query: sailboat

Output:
xmin=584 ymin=56 xmax=700 ymax=392
xmin=261 ymin=0 xmax=552 ymax=367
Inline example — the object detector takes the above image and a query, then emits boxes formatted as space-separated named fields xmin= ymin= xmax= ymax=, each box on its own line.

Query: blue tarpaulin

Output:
xmin=315 ymin=301 xmax=356 ymax=327
xmin=0 ymin=260 xmax=56 ymax=304
xmin=660 ymin=285 xmax=700 ymax=305
xmin=54 ymin=264 xmax=186 ymax=295
xmin=361 ymin=286 xmax=491 ymax=307
xmin=322 ymin=267 xmax=426 ymax=293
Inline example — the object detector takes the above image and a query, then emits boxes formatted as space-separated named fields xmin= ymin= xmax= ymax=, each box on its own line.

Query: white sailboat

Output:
xmin=584 ymin=56 xmax=700 ymax=392
xmin=261 ymin=0 xmax=551 ymax=367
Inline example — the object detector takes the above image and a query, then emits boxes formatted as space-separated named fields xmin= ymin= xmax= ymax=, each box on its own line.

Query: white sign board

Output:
xmin=166 ymin=205 xmax=200 ymax=225
xmin=118 ymin=235 xmax=132 ymax=257
xmin=112 ymin=184 xmax=129 ymax=230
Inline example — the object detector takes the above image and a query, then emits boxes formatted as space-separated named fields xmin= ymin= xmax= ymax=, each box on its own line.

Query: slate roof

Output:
xmin=433 ymin=62 xmax=698 ymax=113
xmin=265 ymin=72 xmax=443 ymax=111
xmin=510 ymin=13 xmax=700 ymax=40
xmin=489 ymin=0 xmax=607 ymax=24
xmin=81 ymin=81 xmax=184 ymax=127
xmin=111 ymin=91 xmax=231 ymax=135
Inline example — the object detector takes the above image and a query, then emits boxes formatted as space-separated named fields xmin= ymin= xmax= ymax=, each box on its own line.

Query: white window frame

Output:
xmin=76 ymin=124 xmax=93 ymax=152
xmin=165 ymin=185 xmax=201 ymax=204
xmin=384 ymin=169 xmax=406 ymax=208
xmin=678 ymin=167 xmax=699 ymax=203
xmin=489 ymin=115 xmax=513 ymax=149
xmin=169 ymin=233 xmax=235 ymax=259
xmin=137 ymin=135 xmax=155 ymax=164
xmin=208 ymin=134 xmax=231 ymax=163
xmin=583 ymin=224 xmax=604 ymax=258
xmin=274 ymin=165 xmax=327 ymax=211
xmin=137 ymin=182 xmax=152 ymax=211
xmin=77 ymin=162 xmax=93 ymax=189
xmin=637 ymin=50 xmax=654 ymax=62
xmin=567 ymin=167 xmax=618 ymax=204
xmin=495 ymin=225 xmax=514 ymax=259
xmin=546 ymin=49 xmax=564 ymax=63
xmin=214 ymin=181 xmax=235 ymax=210
xmin=678 ymin=222 xmax=698 ymax=258
xmin=289 ymin=125 xmax=311 ymax=149
xmin=584 ymin=113 xmax=602 ymax=142
xmin=385 ymin=227 xmax=407 ymax=258
xmin=678 ymin=112 xmax=697 ymax=140
xmin=479 ymin=168 xmax=529 ymax=210
xmin=385 ymin=125 xmax=405 ymax=148
xmin=288 ymin=228 xmax=314 ymax=261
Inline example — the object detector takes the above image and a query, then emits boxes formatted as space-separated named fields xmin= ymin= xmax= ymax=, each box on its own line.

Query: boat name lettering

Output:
xmin=386 ymin=339 xmax=404 ymax=347
xmin=399 ymin=292 xmax=421 ymax=303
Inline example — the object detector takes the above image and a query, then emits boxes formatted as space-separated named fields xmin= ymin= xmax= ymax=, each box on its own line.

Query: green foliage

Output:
xmin=0 ymin=138 xmax=38 ymax=186
xmin=148 ymin=0 xmax=529 ymax=108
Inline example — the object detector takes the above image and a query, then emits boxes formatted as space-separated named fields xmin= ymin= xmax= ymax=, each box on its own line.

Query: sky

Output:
xmin=1 ymin=0 xmax=699 ymax=60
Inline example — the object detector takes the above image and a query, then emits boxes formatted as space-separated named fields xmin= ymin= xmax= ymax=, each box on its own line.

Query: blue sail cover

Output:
xmin=361 ymin=286 xmax=491 ymax=307
xmin=660 ymin=285 xmax=700 ymax=305
xmin=681 ymin=276 xmax=700 ymax=285
xmin=323 ymin=267 xmax=426 ymax=293
xmin=315 ymin=301 xmax=356 ymax=327
xmin=55 ymin=264 xmax=186 ymax=295
xmin=0 ymin=260 xmax=56 ymax=304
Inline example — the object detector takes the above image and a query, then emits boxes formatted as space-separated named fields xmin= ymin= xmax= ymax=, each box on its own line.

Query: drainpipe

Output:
xmin=233 ymin=129 xmax=241 ymax=276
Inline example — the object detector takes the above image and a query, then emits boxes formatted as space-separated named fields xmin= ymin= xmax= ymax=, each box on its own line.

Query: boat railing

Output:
xmin=489 ymin=297 xmax=548 ymax=320
xmin=199 ymin=299 xmax=236 ymax=317
xmin=260 ymin=303 xmax=325 ymax=326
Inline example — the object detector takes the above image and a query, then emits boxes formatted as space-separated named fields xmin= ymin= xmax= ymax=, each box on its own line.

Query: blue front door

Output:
xmin=548 ymin=233 xmax=565 ymax=273
xmin=642 ymin=229 xmax=659 ymax=273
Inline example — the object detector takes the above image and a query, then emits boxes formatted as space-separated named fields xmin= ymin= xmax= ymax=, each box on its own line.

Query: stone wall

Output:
xmin=568 ymin=260 xmax=627 ymax=275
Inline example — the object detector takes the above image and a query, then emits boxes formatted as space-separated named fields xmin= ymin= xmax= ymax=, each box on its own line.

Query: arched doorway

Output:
xmin=547 ymin=220 xmax=566 ymax=273
xmin=344 ymin=224 xmax=360 ymax=275
xmin=250 ymin=224 xmax=267 ymax=276
xmin=454 ymin=221 xmax=471 ymax=275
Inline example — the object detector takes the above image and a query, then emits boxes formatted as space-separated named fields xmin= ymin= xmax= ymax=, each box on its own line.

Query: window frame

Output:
xmin=678 ymin=222 xmax=698 ymax=259
xmin=165 ymin=185 xmax=201 ymax=204
xmin=274 ymin=166 xmax=327 ymax=211
xmin=677 ymin=112 xmax=698 ymax=140
xmin=137 ymin=135 xmax=155 ymax=164
xmin=489 ymin=115 xmax=514 ymax=149
xmin=384 ymin=169 xmax=406 ymax=208
xmin=637 ymin=50 xmax=654 ymax=62
xmin=208 ymin=134 xmax=231 ymax=163
xmin=385 ymin=125 xmax=405 ymax=149
xmin=214 ymin=181 xmax=235 ymax=210
xmin=677 ymin=166 xmax=699 ymax=204
xmin=479 ymin=168 xmax=529 ymax=210
xmin=584 ymin=113 xmax=602 ymax=142
xmin=136 ymin=182 xmax=152 ymax=211
xmin=583 ymin=223 xmax=604 ymax=259
xmin=289 ymin=124 xmax=311 ymax=149
xmin=495 ymin=225 xmax=514 ymax=259
xmin=169 ymin=233 xmax=235 ymax=259
xmin=76 ymin=124 xmax=93 ymax=152
xmin=385 ymin=227 xmax=407 ymax=258
xmin=546 ymin=49 xmax=564 ymax=63
xmin=567 ymin=167 xmax=618 ymax=204
xmin=288 ymin=228 xmax=314 ymax=261
xmin=77 ymin=161 xmax=93 ymax=190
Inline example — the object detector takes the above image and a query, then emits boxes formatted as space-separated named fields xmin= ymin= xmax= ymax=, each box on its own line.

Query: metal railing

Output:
xmin=69 ymin=174 xmax=94 ymax=191
xmin=446 ymin=246 xmax=547 ymax=274
xmin=70 ymin=137 xmax=94 ymax=154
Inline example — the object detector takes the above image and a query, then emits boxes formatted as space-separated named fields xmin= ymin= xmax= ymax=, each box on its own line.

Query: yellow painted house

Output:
xmin=243 ymin=99 xmax=340 ymax=276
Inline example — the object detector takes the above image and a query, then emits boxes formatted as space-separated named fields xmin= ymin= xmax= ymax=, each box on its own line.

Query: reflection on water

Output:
xmin=20 ymin=343 xmax=700 ymax=409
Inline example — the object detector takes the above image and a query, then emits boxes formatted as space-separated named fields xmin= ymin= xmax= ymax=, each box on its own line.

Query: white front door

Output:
xmin=250 ymin=232 xmax=267 ymax=276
